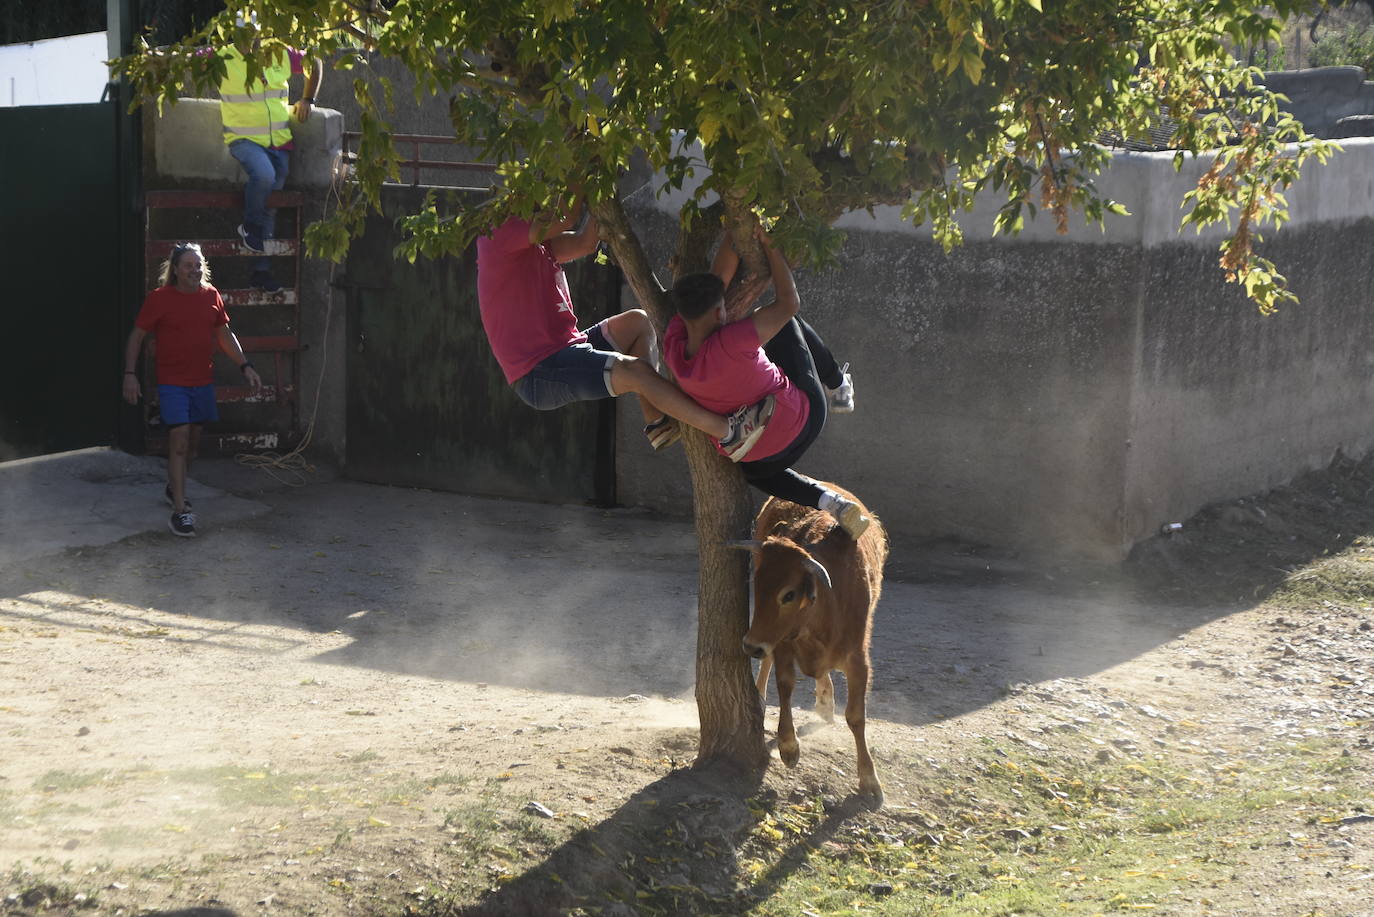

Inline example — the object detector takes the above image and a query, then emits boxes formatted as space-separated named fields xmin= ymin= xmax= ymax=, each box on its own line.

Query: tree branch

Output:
xmin=589 ymin=195 xmax=670 ymax=324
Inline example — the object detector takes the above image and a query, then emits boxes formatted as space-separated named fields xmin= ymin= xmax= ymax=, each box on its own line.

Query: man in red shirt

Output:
xmin=122 ymin=243 xmax=262 ymax=537
xmin=664 ymin=229 xmax=868 ymax=537
xmin=476 ymin=200 xmax=772 ymax=460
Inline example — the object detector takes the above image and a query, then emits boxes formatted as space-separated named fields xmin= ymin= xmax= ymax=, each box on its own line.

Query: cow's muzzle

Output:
xmin=742 ymin=639 xmax=768 ymax=659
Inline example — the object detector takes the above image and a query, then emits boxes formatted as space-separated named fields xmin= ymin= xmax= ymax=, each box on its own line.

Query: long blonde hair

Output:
xmin=158 ymin=242 xmax=213 ymax=288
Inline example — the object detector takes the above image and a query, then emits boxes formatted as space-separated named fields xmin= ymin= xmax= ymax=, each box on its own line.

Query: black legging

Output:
xmin=740 ymin=317 xmax=843 ymax=508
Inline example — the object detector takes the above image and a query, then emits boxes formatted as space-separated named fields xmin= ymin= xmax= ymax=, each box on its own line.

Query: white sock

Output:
xmin=818 ymin=490 xmax=845 ymax=514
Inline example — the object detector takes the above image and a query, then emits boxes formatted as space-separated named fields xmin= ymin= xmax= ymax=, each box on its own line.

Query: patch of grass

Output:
xmin=171 ymin=765 xmax=324 ymax=807
xmin=93 ymin=823 xmax=159 ymax=849
xmin=383 ymin=771 xmax=474 ymax=804
xmin=442 ymin=799 xmax=505 ymax=855
xmin=32 ymin=769 xmax=117 ymax=793
xmin=347 ymin=749 xmax=382 ymax=763
xmin=698 ymin=734 xmax=1367 ymax=917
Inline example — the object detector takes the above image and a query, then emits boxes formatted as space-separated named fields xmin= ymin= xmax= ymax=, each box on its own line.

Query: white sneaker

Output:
xmin=829 ymin=497 xmax=870 ymax=539
xmin=719 ymin=395 xmax=775 ymax=462
xmin=829 ymin=363 xmax=855 ymax=414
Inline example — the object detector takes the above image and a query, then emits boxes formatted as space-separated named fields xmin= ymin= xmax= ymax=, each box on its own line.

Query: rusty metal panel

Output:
xmin=140 ymin=190 xmax=302 ymax=455
xmin=221 ymin=289 xmax=298 ymax=307
xmin=145 ymin=238 xmax=298 ymax=259
xmin=146 ymin=190 xmax=304 ymax=209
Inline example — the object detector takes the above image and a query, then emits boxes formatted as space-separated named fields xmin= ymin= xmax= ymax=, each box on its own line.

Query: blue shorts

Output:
xmin=511 ymin=321 xmax=623 ymax=411
xmin=158 ymin=384 xmax=218 ymax=426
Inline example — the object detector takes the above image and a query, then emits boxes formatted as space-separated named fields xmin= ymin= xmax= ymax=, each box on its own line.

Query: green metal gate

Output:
xmin=0 ymin=103 xmax=126 ymax=460
xmin=341 ymin=186 xmax=619 ymax=504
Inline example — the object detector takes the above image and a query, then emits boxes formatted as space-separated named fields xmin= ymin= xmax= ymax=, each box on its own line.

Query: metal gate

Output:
xmin=340 ymin=186 xmax=619 ymax=505
xmin=0 ymin=103 xmax=126 ymax=460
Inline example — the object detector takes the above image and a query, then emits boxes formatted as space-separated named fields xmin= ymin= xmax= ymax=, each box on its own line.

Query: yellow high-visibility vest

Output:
xmin=219 ymin=46 xmax=293 ymax=148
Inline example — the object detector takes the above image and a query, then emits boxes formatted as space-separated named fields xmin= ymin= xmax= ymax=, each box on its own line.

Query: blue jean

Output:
xmin=228 ymin=139 xmax=290 ymax=272
xmin=511 ymin=322 xmax=618 ymax=410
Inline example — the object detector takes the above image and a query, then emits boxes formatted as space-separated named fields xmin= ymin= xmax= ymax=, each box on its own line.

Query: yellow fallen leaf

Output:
xmin=368 ymin=816 xmax=390 ymax=827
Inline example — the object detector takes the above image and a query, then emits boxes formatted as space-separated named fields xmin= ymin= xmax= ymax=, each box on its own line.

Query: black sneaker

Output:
xmin=251 ymin=269 xmax=283 ymax=293
xmin=163 ymin=485 xmax=192 ymax=511
xmin=719 ymin=394 xmax=775 ymax=462
xmin=169 ymin=511 xmax=197 ymax=537
xmin=238 ymin=223 xmax=266 ymax=253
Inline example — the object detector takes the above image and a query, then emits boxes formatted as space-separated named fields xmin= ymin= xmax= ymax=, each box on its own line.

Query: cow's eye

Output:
xmin=781 ymin=589 xmax=796 ymax=604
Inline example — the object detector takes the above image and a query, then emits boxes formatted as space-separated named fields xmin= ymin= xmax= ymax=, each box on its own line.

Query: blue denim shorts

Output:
xmin=511 ymin=322 xmax=622 ymax=411
xmin=158 ymin=384 xmax=218 ymax=426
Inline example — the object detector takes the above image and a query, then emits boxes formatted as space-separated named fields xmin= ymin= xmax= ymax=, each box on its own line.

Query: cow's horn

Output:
xmin=725 ymin=539 xmax=763 ymax=551
xmin=803 ymin=555 xmax=833 ymax=591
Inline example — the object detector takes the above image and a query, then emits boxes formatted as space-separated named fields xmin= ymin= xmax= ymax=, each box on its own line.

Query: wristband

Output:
xmin=239 ymin=362 xmax=254 ymax=374
xmin=302 ymin=96 xmax=315 ymax=103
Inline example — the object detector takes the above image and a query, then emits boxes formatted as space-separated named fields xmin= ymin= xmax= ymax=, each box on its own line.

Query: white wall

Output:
xmin=0 ymin=31 xmax=109 ymax=107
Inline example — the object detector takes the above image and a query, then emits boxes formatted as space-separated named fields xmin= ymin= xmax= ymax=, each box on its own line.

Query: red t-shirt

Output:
xmin=135 ymin=285 xmax=230 ymax=387
xmin=476 ymin=216 xmax=587 ymax=384
xmin=663 ymin=315 xmax=808 ymax=461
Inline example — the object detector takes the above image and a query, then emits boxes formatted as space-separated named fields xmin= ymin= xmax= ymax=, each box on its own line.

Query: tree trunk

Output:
xmin=681 ymin=433 xmax=768 ymax=774
xmin=590 ymin=193 xmax=769 ymax=776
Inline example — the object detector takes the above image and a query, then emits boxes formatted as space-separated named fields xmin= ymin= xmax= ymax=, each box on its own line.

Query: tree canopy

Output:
xmin=118 ymin=0 xmax=1332 ymax=314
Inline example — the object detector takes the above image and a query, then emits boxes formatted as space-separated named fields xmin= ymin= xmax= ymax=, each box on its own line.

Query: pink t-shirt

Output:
xmin=476 ymin=217 xmax=587 ymax=383
xmin=663 ymin=315 xmax=808 ymax=461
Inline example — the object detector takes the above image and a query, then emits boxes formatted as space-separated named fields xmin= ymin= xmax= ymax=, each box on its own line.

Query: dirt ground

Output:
xmin=2 ymin=452 xmax=1373 ymax=915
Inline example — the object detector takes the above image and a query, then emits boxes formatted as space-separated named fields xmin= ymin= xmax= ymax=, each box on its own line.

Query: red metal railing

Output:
xmin=342 ymin=132 xmax=497 ymax=186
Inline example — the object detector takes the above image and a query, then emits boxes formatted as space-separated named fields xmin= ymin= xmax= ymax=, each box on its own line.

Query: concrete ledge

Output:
xmin=649 ymin=137 xmax=1374 ymax=247
xmin=152 ymin=97 xmax=342 ymax=187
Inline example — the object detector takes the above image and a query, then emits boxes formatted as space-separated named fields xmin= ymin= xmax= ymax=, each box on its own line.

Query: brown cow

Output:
xmin=736 ymin=484 xmax=888 ymax=804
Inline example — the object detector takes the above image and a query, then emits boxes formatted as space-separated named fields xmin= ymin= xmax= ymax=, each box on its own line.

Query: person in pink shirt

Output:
xmin=663 ymin=228 xmax=868 ymax=538
xmin=477 ymin=199 xmax=773 ymax=460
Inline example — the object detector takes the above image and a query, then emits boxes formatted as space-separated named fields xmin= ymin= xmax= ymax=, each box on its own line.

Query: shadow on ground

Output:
xmin=4 ymin=451 xmax=1374 ymax=733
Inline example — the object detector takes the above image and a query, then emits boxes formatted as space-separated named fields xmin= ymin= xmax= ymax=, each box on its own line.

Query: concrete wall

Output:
xmin=615 ymin=141 xmax=1374 ymax=562
xmin=1264 ymin=66 xmax=1374 ymax=137
xmin=145 ymin=98 xmax=347 ymax=463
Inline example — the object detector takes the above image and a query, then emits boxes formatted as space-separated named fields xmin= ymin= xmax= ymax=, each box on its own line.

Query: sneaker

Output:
xmin=169 ymin=510 xmax=197 ymax=538
xmin=238 ymin=223 xmax=266 ymax=253
xmin=164 ymin=485 xmax=192 ymax=511
xmin=719 ymin=394 xmax=775 ymax=462
xmin=829 ymin=497 xmax=871 ymax=539
xmin=644 ymin=416 xmax=682 ymax=451
xmin=829 ymin=362 xmax=855 ymax=413
xmin=251 ymin=269 xmax=283 ymax=293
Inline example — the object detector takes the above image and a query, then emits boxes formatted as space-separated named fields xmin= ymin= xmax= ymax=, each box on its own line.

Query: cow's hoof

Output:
xmin=859 ymin=776 xmax=884 ymax=808
xmin=779 ymin=740 xmax=800 ymax=768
